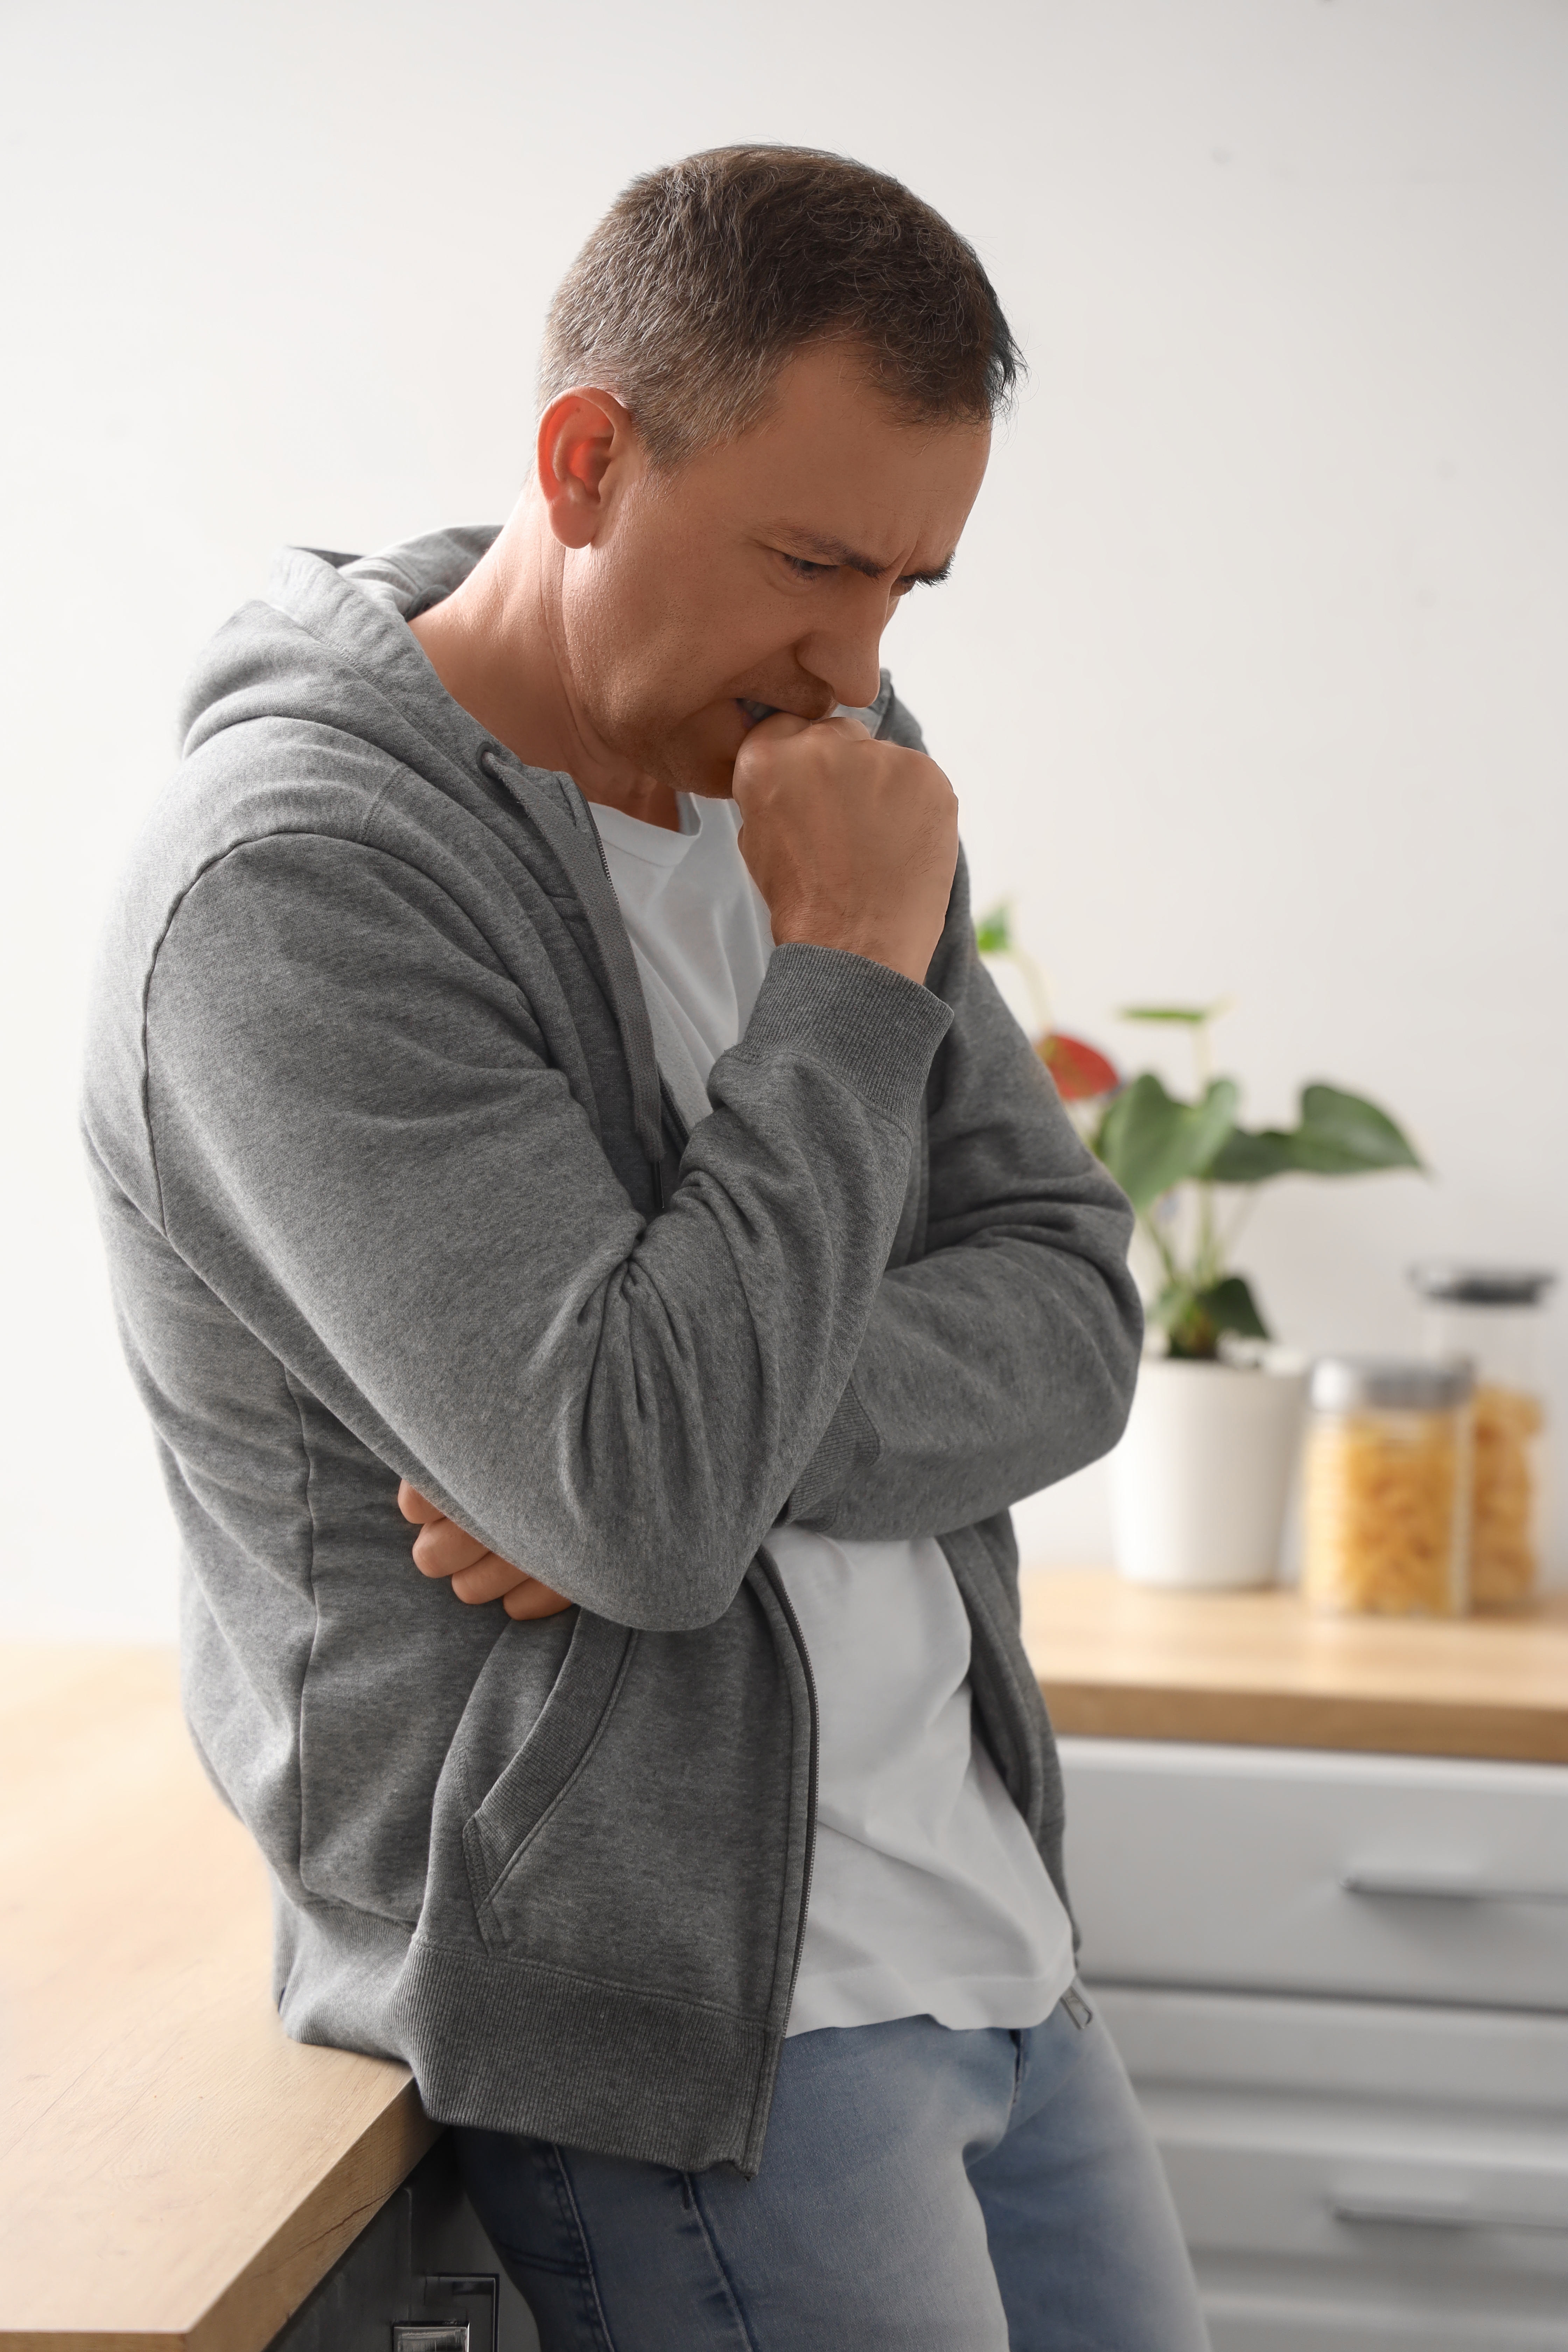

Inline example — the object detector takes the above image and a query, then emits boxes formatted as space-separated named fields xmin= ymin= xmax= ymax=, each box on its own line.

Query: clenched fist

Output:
xmin=733 ymin=714 xmax=958 ymax=987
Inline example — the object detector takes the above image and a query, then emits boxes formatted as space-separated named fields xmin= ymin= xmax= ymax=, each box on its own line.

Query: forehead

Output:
xmin=677 ymin=343 xmax=991 ymax=562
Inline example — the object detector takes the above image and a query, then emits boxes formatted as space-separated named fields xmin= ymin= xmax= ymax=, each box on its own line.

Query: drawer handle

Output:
xmin=1339 ymin=1867 xmax=1568 ymax=1905
xmin=1331 ymin=2192 xmax=1568 ymax=2235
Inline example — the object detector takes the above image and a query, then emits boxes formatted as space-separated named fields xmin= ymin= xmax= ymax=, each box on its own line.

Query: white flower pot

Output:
xmin=1112 ymin=1355 xmax=1309 ymax=1590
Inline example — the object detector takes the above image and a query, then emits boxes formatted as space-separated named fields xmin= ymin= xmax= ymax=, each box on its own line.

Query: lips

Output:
xmin=736 ymin=698 xmax=779 ymax=728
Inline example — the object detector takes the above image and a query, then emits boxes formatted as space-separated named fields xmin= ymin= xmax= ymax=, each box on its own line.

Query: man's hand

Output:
xmin=398 ymin=1481 xmax=574 ymax=1621
xmin=733 ymin=715 xmax=958 ymax=987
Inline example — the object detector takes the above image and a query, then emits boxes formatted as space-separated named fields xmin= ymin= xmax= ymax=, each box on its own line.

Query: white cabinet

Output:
xmin=1062 ymin=1740 xmax=1568 ymax=2009
xmin=1060 ymin=1740 xmax=1568 ymax=2352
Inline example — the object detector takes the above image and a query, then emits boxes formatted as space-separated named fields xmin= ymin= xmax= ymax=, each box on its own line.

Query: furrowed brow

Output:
xmin=774 ymin=528 xmax=956 ymax=587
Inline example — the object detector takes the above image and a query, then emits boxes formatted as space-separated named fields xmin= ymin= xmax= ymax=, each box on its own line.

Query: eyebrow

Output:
xmin=772 ymin=528 xmax=955 ymax=588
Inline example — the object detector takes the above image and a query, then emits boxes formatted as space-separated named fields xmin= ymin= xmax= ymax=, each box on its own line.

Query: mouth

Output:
xmin=736 ymin=698 xmax=780 ymax=729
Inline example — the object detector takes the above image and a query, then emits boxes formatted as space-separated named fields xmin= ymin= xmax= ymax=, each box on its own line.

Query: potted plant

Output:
xmin=978 ymin=909 xmax=1424 ymax=1587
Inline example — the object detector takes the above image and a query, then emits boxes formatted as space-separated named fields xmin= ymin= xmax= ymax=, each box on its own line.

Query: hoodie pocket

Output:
xmin=460 ymin=1609 xmax=637 ymax=1946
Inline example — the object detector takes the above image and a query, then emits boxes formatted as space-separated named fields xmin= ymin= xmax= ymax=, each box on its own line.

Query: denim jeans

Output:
xmin=455 ymin=1994 xmax=1210 ymax=2350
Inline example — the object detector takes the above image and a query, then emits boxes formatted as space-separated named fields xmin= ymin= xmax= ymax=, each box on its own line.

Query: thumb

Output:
xmin=733 ymin=709 xmax=809 ymax=791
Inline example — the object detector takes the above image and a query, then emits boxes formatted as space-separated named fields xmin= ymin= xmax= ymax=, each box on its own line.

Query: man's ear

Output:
xmin=535 ymin=387 xmax=638 ymax=550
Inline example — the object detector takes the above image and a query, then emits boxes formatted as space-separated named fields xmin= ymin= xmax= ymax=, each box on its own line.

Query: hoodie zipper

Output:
xmin=574 ymin=779 xmax=670 ymax=1211
xmin=476 ymin=743 xmax=668 ymax=1181
xmin=755 ymin=1544 xmax=820 ymax=2023
xmin=484 ymin=738 xmax=816 ymax=2018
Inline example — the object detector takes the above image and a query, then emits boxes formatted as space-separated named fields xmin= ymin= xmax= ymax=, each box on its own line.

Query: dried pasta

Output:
xmin=1302 ymin=1408 xmax=1469 ymax=1616
xmin=1470 ymin=1382 xmax=1543 ymax=1608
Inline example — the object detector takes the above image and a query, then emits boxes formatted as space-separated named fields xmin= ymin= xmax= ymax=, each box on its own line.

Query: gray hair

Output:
xmin=539 ymin=146 xmax=1023 ymax=468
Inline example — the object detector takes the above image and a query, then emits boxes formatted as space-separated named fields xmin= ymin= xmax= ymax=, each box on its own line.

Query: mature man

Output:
xmin=85 ymin=149 xmax=1207 ymax=2348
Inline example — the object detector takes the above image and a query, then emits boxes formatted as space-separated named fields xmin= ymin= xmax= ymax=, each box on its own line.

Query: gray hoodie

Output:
xmin=82 ymin=527 xmax=1141 ymax=2176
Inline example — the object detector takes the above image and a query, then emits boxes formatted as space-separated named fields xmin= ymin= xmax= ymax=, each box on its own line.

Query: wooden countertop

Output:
xmin=1022 ymin=1568 xmax=1568 ymax=1763
xmin=7 ymin=1587 xmax=1566 ymax=2343
xmin=0 ymin=1645 xmax=439 ymax=2352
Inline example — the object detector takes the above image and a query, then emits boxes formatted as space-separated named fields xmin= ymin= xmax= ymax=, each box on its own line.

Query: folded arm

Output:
xmin=145 ymin=834 xmax=951 ymax=1632
xmin=398 ymin=846 xmax=1139 ymax=1600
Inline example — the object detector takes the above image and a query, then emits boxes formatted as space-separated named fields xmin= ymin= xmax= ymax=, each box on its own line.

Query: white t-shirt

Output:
xmin=589 ymin=790 xmax=1075 ymax=2038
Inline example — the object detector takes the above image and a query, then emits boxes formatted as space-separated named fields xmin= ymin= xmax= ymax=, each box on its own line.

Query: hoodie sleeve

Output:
xmin=138 ymin=832 xmax=950 ymax=1633
xmin=782 ymin=852 xmax=1143 ymax=1539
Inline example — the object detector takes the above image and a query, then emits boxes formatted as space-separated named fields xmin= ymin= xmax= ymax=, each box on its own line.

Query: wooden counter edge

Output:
xmin=0 ymin=2081 xmax=442 ymax=2352
xmin=1040 ymin=1674 xmax=1568 ymax=1764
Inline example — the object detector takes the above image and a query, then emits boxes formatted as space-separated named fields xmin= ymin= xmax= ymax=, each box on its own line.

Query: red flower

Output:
xmin=1037 ymin=1032 xmax=1119 ymax=1102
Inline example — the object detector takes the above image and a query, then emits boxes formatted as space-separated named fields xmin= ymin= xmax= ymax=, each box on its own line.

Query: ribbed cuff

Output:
xmin=734 ymin=943 xmax=953 ymax=1129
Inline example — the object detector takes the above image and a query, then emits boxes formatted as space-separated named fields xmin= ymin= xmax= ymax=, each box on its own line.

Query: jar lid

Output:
xmin=1311 ymin=1356 xmax=1474 ymax=1412
xmin=1409 ymin=1263 xmax=1557 ymax=1308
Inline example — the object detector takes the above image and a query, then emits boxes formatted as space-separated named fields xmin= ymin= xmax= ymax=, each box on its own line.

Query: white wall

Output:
xmin=2 ymin=0 xmax=1564 ymax=1638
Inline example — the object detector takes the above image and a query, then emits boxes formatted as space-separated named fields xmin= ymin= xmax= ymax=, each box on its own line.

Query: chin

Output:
xmin=650 ymin=709 xmax=746 ymax=799
xmin=685 ymin=760 xmax=739 ymax=800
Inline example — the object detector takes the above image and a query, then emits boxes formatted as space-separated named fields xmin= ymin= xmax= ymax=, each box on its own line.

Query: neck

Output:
xmin=407 ymin=498 xmax=681 ymax=830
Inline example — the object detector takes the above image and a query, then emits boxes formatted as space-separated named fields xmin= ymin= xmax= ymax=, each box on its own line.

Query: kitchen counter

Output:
xmin=0 ymin=1643 xmax=439 ymax=2352
xmin=1021 ymin=1567 xmax=1568 ymax=1763
xmin=8 ymin=1582 xmax=1566 ymax=2345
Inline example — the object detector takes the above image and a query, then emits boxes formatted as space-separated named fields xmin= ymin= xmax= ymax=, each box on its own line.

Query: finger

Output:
xmin=744 ymin=709 xmax=812 ymax=741
xmin=450 ymin=1554 xmax=530 ymax=1605
xmin=412 ymin=1517 xmax=490 ymax=1579
xmin=818 ymin=714 xmax=873 ymax=740
xmin=503 ymin=1578 xmax=576 ymax=1621
xmin=398 ymin=1479 xmax=446 ymax=1526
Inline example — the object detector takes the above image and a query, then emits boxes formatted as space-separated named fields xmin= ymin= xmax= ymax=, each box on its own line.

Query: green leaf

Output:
xmin=974 ymin=904 xmax=1014 ymax=957
xmin=1204 ymin=1125 xmax=1298 ymax=1185
xmin=1203 ymin=1087 xmax=1424 ymax=1184
xmin=1117 ymin=1003 xmax=1224 ymax=1026
xmin=1155 ymin=1273 xmax=1272 ymax=1359
xmin=1288 ymin=1084 xmax=1424 ymax=1176
xmin=1199 ymin=1274 xmax=1271 ymax=1340
xmin=1093 ymin=1073 xmax=1239 ymax=1214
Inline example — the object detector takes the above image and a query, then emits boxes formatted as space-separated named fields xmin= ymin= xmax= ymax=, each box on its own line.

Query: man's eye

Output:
xmin=781 ymin=554 xmax=830 ymax=581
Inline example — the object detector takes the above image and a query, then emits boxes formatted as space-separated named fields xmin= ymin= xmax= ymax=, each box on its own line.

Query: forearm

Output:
xmin=784 ymin=852 xmax=1142 ymax=1539
xmin=784 ymin=1232 xmax=1141 ymax=1538
xmin=465 ymin=971 xmax=947 ymax=1620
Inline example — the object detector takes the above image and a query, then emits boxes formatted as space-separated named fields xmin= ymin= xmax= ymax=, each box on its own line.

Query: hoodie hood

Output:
xmin=175 ymin=526 xmax=670 ymax=1170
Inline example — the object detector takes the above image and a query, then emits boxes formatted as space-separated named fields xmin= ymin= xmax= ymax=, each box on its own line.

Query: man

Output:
xmin=84 ymin=148 xmax=1207 ymax=2348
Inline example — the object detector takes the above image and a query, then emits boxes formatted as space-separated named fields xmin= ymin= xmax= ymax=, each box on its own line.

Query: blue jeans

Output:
xmin=455 ymin=1994 xmax=1210 ymax=2350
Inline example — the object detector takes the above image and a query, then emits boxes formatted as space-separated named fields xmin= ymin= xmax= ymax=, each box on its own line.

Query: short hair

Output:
xmin=539 ymin=145 xmax=1022 ymax=467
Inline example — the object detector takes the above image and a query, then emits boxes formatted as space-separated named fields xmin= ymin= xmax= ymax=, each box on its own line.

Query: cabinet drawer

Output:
xmin=1142 ymin=2083 xmax=1568 ymax=2280
xmin=1061 ymin=1739 xmax=1568 ymax=2009
xmin=1096 ymin=1985 xmax=1568 ymax=2110
xmin=1093 ymin=1988 xmax=1568 ymax=2352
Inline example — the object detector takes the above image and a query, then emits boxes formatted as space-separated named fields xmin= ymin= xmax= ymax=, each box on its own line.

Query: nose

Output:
xmin=795 ymin=583 xmax=892 ymax=714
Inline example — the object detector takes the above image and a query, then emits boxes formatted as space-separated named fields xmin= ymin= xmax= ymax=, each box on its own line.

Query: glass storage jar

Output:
xmin=1410 ymin=1265 xmax=1556 ymax=1609
xmin=1301 ymin=1358 xmax=1473 ymax=1617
